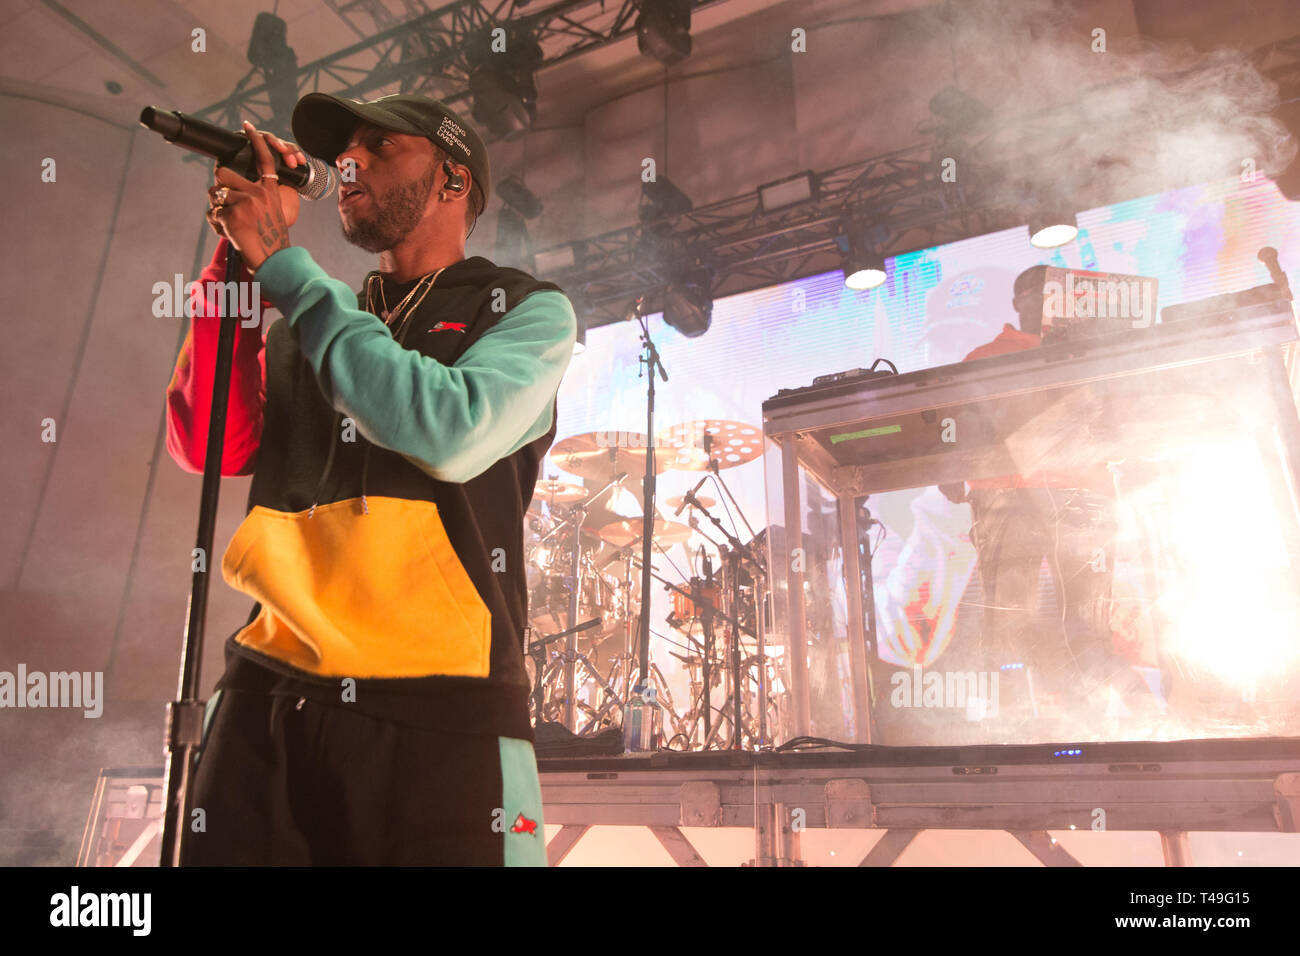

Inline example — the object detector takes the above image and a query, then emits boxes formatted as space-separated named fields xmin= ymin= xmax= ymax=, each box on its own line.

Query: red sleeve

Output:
xmin=164 ymin=237 xmax=267 ymax=476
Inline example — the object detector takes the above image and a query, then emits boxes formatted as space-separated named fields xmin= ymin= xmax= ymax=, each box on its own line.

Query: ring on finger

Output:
xmin=216 ymin=186 xmax=230 ymax=204
xmin=259 ymin=173 xmax=279 ymax=182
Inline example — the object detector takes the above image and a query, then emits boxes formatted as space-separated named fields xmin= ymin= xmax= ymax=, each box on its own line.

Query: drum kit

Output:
xmin=523 ymin=418 xmax=789 ymax=749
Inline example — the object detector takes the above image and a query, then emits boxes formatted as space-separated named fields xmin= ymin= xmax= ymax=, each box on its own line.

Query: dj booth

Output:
xmin=760 ymin=286 xmax=1300 ymax=744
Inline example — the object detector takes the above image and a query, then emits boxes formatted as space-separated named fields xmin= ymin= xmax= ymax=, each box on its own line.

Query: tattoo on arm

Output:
xmin=256 ymin=208 xmax=290 ymax=259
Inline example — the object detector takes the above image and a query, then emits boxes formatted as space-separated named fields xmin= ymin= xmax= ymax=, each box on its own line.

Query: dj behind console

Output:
xmin=765 ymin=252 xmax=1299 ymax=500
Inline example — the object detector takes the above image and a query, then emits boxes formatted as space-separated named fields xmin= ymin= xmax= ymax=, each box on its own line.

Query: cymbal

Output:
xmin=663 ymin=494 xmax=716 ymax=512
xmin=656 ymin=420 xmax=764 ymax=470
xmin=532 ymin=479 xmax=586 ymax=503
xmin=597 ymin=517 xmax=693 ymax=548
xmin=550 ymin=431 xmax=671 ymax=481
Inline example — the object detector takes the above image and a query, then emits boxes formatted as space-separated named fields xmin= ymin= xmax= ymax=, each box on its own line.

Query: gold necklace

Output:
xmin=368 ymin=267 xmax=446 ymax=340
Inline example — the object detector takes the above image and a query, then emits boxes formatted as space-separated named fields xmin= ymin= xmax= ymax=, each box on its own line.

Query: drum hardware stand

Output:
xmin=679 ymin=484 xmax=768 ymax=748
xmin=536 ymin=471 xmax=625 ymax=730
xmin=643 ymin=548 xmax=761 ymax=748
xmin=528 ymin=618 xmax=601 ymax=725
xmin=584 ymin=658 xmax=680 ymax=737
xmin=697 ymin=449 xmax=772 ymax=747
xmin=698 ymin=553 xmax=718 ymax=746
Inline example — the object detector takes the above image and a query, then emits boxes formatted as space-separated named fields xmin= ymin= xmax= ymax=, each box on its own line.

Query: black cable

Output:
xmin=773 ymin=735 xmax=865 ymax=753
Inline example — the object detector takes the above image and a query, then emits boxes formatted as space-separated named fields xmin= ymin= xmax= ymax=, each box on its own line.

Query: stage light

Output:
xmin=247 ymin=13 xmax=297 ymax=137
xmin=842 ymin=224 xmax=889 ymax=290
xmin=758 ymin=171 xmax=817 ymax=213
xmin=640 ymin=176 xmax=693 ymax=223
xmin=663 ymin=266 xmax=712 ymax=338
xmin=496 ymin=175 xmax=542 ymax=220
xmin=495 ymin=206 xmax=530 ymax=267
xmin=928 ymin=86 xmax=991 ymax=136
xmin=845 ymin=250 xmax=887 ymax=290
xmin=1028 ymin=206 xmax=1078 ymax=248
xmin=533 ymin=243 xmax=576 ymax=274
xmin=636 ymin=0 xmax=692 ymax=66
xmin=247 ymin=12 xmax=291 ymax=71
xmin=467 ymin=30 xmax=543 ymax=139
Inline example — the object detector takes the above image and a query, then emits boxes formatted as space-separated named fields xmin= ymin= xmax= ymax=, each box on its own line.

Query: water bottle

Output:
xmin=623 ymin=687 xmax=645 ymax=753
xmin=643 ymin=684 xmax=662 ymax=751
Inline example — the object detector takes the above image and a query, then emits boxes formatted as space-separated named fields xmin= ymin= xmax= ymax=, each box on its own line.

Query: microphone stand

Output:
xmin=698 ymin=552 xmax=716 ymax=746
xmin=159 ymin=243 xmax=244 ymax=866
xmin=634 ymin=298 xmax=668 ymax=712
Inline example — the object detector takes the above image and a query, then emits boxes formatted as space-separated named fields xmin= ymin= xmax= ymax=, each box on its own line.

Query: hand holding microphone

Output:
xmin=205 ymin=122 xmax=300 ymax=271
xmin=141 ymin=107 xmax=339 ymax=269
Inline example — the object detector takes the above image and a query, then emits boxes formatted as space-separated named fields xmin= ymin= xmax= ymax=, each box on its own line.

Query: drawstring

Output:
xmin=360 ymin=444 xmax=372 ymax=515
xmin=308 ymin=411 xmax=344 ymax=518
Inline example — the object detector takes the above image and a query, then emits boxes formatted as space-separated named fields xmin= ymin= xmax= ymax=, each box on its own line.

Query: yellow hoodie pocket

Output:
xmin=221 ymin=496 xmax=491 ymax=678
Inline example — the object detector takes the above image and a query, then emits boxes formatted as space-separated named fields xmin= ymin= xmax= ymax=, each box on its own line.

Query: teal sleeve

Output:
xmin=253 ymin=246 xmax=576 ymax=484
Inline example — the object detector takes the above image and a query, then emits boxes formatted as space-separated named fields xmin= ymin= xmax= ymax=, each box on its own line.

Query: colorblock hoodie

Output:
xmin=165 ymin=238 xmax=576 ymax=740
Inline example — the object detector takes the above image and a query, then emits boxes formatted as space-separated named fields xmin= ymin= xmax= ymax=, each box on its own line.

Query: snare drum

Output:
xmin=672 ymin=582 xmax=721 ymax=623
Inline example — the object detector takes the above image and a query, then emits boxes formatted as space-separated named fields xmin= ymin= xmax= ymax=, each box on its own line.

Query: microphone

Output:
xmin=139 ymin=107 xmax=336 ymax=201
xmin=674 ymin=473 xmax=709 ymax=517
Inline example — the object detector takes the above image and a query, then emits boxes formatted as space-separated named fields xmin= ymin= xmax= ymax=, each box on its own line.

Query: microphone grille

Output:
xmin=299 ymin=157 xmax=337 ymax=201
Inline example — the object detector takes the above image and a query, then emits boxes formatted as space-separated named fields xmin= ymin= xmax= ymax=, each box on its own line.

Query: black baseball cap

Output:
xmin=292 ymin=92 xmax=491 ymax=210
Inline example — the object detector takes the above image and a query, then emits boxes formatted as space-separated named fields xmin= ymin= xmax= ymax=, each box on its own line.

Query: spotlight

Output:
xmin=928 ymin=86 xmax=991 ymax=137
xmin=843 ymin=225 xmax=889 ymax=290
xmin=845 ymin=252 xmax=886 ymax=291
xmin=663 ymin=266 xmax=712 ymax=338
xmin=247 ymin=12 xmax=291 ymax=71
xmin=247 ymin=13 xmax=297 ymax=137
xmin=533 ymin=243 xmax=577 ymax=274
xmin=497 ymin=175 xmax=542 ymax=220
xmin=640 ymin=176 xmax=693 ymax=223
xmin=1028 ymin=205 xmax=1078 ymax=248
xmin=467 ymin=30 xmax=543 ymax=139
xmin=496 ymin=206 xmax=530 ymax=267
xmin=636 ymin=0 xmax=692 ymax=66
xmin=758 ymin=170 xmax=817 ymax=213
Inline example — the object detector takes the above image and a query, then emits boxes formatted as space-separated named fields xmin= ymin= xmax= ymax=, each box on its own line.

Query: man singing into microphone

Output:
xmin=164 ymin=93 xmax=575 ymax=865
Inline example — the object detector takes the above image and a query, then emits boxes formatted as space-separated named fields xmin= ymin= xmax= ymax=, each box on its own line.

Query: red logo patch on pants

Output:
xmin=510 ymin=812 xmax=537 ymax=836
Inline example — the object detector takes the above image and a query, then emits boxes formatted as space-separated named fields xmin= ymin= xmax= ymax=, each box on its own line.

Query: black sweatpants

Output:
xmin=180 ymin=689 xmax=546 ymax=866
